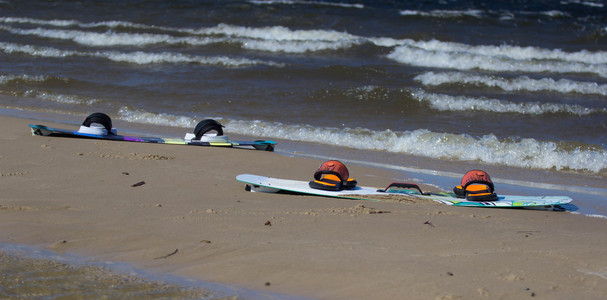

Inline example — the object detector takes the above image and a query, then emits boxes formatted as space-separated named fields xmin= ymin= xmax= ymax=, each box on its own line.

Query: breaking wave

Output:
xmin=0 ymin=17 xmax=162 ymax=30
xmin=385 ymin=42 xmax=607 ymax=77
xmin=0 ymin=74 xmax=51 ymax=84
xmin=398 ymin=8 xmax=589 ymax=20
xmin=0 ymin=25 xmax=226 ymax=47
xmin=247 ymin=0 xmax=364 ymax=9
xmin=415 ymin=71 xmax=607 ymax=96
xmin=0 ymin=42 xmax=280 ymax=67
xmin=399 ymin=9 xmax=484 ymax=18
xmin=26 ymin=91 xmax=100 ymax=106
xmin=116 ymin=107 xmax=607 ymax=174
xmin=411 ymin=90 xmax=604 ymax=115
xmin=561 ymin=0 xmax=604 ymax=8
xmin=375 ymin=38 xmax=607 ymax=65
xmin=195 ymin=23 xmax=361 ymax=53
xmin=117 ymin=107 xmax=199 ymax=129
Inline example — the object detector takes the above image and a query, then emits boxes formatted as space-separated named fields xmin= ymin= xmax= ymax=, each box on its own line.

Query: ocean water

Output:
xmin=1 ymin=0 xmax=606 ymax=297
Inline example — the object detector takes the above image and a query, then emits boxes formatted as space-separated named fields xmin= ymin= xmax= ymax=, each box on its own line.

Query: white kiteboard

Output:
xmin=236 ymin=174 xmax=573 ymax=209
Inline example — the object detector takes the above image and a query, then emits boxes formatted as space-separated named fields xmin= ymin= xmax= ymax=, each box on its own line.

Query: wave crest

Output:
xmin=415 ymin=71 xmax=607 ymax=96
xmin=0 ymin=42 xmax=281 ymax=67
xmin=411 ymin=90 xmax=604 ymax=115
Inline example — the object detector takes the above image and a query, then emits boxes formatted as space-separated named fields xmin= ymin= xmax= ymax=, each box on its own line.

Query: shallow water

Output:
xmin=0 ymin=243 xmax=303 ymax=300
xmin=0 ymin=251 xmax=211 ymax=299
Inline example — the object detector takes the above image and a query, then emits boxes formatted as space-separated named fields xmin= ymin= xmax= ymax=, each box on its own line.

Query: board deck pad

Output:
xmin=29 ymin=124 xmax=276 ymax=151
xmin=236 ymin=174 xmax=573 ymax=208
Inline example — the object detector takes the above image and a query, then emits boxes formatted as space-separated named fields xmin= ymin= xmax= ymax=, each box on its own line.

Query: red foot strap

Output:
xmin=460 ymin=170 xmax=494 ymax=193
xmin=314 ymin=160 xmax=349 ymax=182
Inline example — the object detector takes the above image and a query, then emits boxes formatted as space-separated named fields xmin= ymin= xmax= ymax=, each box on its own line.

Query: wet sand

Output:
xmin=0 ymin=250 xmax=211 ymax=299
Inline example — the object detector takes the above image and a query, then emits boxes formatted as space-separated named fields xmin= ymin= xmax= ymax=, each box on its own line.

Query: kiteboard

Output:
xmin=29 ymin=113 xmax=276 ymax=151
xmin=236 ymin=174 xmax=573 ymax=209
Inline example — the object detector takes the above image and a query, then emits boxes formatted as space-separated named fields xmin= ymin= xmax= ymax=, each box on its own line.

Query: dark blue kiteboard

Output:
xmin=29 ymin=113 xmax=275 ymax=151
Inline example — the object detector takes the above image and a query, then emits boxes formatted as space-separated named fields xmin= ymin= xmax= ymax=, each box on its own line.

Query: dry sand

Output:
xmin=1 ymin=114 xmax=607 ymax=300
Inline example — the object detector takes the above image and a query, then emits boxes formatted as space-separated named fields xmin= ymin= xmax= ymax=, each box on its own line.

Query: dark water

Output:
xmin=1 ymin=0 xmax=606 ymax=297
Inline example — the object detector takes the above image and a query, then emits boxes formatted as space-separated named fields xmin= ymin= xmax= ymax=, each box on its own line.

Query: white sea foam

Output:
xmin=115 ymin=107 xmax=607 ymax=174
xmin=100 ymin=51 xmax=273 ymax=67
xmin=240 ymin=39 xmax=357 ymax=53
xmin=386 ymin=44 xmax=607 ymax=78
xmin=395 ymin=39 xmax=607 ymax=65
xmin=0 ymin=74 xmax=49 ymax=84
xmin=247 ymin=0 xmax=364 ymax=9
xmin=539 ymin=10 xmax=570 ymax=17
xmin=0 ymin=42 xmax=78 ymax=57
xmin=0 ymin=42 xmax=281 ymax=67
xmin=25 ymin=91 xmax=100 ymax=105
xmin=400 ymin=9 xmax=576 ymax=19
xmin=0 ymin=26 xmax=225 ymax=47
xmin=197 ymin=23 xmax=360 ymax=42
xmin=161 ymin=23 xmax=362 ymax=53
xmin=399 ymin=9 xmax=484 ymax=18
xmin=572 ymin=213 xmax=607 ymax=219
xmin=118 ymin=107 xmax=198 ymax=128
xmin=0 ymin=17 xmax=209 ymax=43
xmin=0 ymin=17 xmax=167 ymax=31
xmin=229 ymin=122 xmax=607 ymax=173
xmin=0 ymin=16 xmax=81 ymax=27
xmin=561 ymin=0 xmax=604 ymax=8
xmin=411 ymin=90 xmax=603 ymax=115
xmin=415 ymin=72 xmax=607 ymax=96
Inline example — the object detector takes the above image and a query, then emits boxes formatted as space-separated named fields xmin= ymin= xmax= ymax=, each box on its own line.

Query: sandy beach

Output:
xmin=1 ymin=114 xmax=607 ymax=299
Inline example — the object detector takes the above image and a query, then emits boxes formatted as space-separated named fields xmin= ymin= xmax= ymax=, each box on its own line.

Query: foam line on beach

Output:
xmin=115 ymin=107 xmax=607 ymax=174
xmin=3 ymin=104 xmax=605 ymax=174
xmin=572 ymin=213 xmax=607 ymax=219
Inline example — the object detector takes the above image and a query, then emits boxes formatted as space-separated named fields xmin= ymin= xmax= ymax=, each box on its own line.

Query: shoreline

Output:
xmin=2 ymin=114 xmax=607 ymax=299
xmin=0 ymin=242 xmax=292 ymax=299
